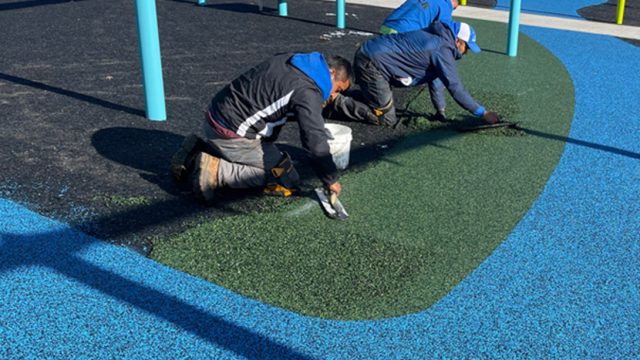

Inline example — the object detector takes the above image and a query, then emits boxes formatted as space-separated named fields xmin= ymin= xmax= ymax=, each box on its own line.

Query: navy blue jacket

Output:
xmin=361 ymin=22 xmax=485 ymax=116
xmin=383 ymin=0 xmax=454 ymax=33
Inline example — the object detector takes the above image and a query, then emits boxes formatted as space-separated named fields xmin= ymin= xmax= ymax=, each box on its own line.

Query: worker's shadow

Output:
xmin=90 ymin=125 xmax=409 ymax=202
xmin=91 ymin=127 xmax=185 ymax=196
xmin=90 ymin=127 xmax=317 ymax=201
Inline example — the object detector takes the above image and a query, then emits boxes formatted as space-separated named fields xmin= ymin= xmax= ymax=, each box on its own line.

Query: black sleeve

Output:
xmin=293 ymin=89 xmax=338 ymax=186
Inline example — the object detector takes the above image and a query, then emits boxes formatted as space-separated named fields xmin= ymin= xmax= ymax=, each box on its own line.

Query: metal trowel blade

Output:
xmin=315 ymin=187 xmax=349 ymax=220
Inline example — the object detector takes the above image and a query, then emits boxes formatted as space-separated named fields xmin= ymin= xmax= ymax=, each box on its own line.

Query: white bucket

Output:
xmin=324 ymin=123 xmax=352 ymax=170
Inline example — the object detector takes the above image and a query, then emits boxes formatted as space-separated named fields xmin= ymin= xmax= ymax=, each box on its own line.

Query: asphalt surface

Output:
xmin=0 ymin=0 xmax=413 ymax=254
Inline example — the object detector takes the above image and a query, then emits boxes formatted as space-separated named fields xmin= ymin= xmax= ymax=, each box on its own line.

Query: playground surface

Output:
xmin=1 ymin=0 xmax=639 ymax=358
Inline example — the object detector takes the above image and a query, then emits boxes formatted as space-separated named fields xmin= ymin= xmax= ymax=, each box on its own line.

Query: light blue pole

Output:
xmin=337 ymin=0 xmax=345 ymax=29
xmin=506 ymin=0 xmax=521 ymax=57
xmin=279 ymin=0 xmax=287 ymax=16
xmin=135 ymin=0 xmax=166 ymax=121
xmin=198 ymin=0 xmax=206 ymax=6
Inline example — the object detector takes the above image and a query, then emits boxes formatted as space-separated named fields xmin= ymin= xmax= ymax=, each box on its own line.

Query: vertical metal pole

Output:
xmin=616 ymin=0 xmax=626 ymax=24
xmin=279 ymin=0 xmax=287 ymax=16
xmin=198 ymin=0 xmax=206 ymax=6
xmin=135 ymin=0 xmax=166 ymax=121
xmin=337 ymin=0 xmax=345 ymax=29
xmin=506 ymin=0 xmax=521 ymax=57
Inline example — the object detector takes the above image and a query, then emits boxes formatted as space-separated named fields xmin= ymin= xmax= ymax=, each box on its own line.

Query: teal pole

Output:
xmin=279 ymin=0 xmax=287 ymax=16
xmin=506 ymin=0 xmax=521 ymax=57
xmin=198 ymin=0 xmax=206 ymax=5
xmin=337 ymin=0 xmax=345 ymax=29
xmin=135 ymin=0 xmax=166 ymax=121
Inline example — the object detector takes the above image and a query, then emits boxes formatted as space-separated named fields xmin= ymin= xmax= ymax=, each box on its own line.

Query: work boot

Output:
xmin=192 ymin=152 xmax=220 ymax=204
xmin=170 ymin=134 xmax=204 ymax=182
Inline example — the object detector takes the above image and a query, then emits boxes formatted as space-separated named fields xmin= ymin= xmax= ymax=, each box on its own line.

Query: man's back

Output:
xmin=363 ymin=23 xmax=457 ymax=86
xmin=382 ymin=0 xmax=454 ymax=33
xmin=210 ymin=53 xmax=324 ymax=139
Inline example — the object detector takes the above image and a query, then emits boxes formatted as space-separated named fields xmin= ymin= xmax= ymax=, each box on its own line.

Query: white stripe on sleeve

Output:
xmin=236 ymin=90 xmax=294 ymax=137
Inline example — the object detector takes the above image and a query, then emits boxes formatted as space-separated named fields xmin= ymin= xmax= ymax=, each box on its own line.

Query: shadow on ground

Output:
xmin=0 ymin=225 xmax=311 ymax=359
xmin=0 ymin=0 xmax=81 ymax=12
xmin=0 ymin=71 xmax=145 ymax=117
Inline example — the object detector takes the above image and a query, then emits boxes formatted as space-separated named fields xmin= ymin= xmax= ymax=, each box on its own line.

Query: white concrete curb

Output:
xmin=340 ymin=0 xmax=640 ymax=40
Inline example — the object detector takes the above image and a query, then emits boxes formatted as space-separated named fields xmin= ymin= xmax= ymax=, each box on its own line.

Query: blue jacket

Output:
xmin=361 ymin=22 xmax=485 ymax=117
xmin=382 ymin=0 xmax=454 ymax=33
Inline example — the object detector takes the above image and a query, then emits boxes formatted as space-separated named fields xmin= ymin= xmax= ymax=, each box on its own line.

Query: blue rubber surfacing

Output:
xmin=495 ymin=0 xmax=603 ymax=18
xmin=1 ymin=19 xmax=640 ymax=360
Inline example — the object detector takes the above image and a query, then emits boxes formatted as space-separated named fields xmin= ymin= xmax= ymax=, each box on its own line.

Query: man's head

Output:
xmin=453 ymin=22 xmax=481 ymax=55
xmin=451 ymin=0 xmax=459 ymax=10
xmin=326 ymin=55 xmax=352 ymax=103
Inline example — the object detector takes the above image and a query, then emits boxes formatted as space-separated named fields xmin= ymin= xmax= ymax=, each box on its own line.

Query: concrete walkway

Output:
xmin=345 ymin=0 xmax=640 ymax=39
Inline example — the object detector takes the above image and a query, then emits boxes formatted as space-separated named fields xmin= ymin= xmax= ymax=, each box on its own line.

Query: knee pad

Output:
xmin=264 ymin=152 xmax=300 ymax=197
xmin=373 ymin=98 xmax=394 ymax=117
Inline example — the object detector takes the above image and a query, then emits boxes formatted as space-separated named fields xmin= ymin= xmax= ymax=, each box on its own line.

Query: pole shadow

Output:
xmin=0 ymin=227 xmax=311 ymax=359
xmin=168 ymin=0 xmax=378 ymax=33
xmin=0 ymin=72 xmax=145 ymax=117
xmin=522 ymin=127 xmax=640 ymax=160
xmin=479 ymin=48 xmax=507 ymax=56
xmin=0 ymin=0 xmax=79 ymax=11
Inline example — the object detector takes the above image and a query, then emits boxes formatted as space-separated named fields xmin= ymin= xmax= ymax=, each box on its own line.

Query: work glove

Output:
xmin=327 ymin=181 xmax=342 ymax=198
xmin=483 ymin=111 xmax=500 ymax=124
xmin=359 ymin=108 xmax=382 ymax=126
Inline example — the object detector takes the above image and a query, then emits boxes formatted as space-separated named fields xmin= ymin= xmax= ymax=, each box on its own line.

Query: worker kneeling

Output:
xmin=330 ymin=21 xmax=501 ymax=127
xmin=170 ymin=52 xmax=352 ymax=203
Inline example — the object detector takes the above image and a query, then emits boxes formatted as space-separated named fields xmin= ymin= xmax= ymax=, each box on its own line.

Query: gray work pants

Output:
xmin=329 ymin=49 xmax=398 ymax=126
xmin=202 ymin=120 xmax=299 ymax=189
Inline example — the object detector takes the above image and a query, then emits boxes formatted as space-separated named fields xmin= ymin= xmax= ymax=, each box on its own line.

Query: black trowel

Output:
xmin=456 ymin=117 xmax=519 ymax=132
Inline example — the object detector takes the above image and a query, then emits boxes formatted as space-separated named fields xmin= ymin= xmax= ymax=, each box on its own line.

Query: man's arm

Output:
xmin=293 ymin=91 xmax=340 ymax=191
xmin=433 ymin=52 xmax=499 ymax=123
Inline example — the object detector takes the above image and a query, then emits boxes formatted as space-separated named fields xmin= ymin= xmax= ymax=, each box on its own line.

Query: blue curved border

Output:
xmin=1 ymin=25 xmax=639 ymax=360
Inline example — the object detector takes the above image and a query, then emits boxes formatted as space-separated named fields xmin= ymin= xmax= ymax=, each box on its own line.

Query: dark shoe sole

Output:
xmin=170 ymin=134 xmax=202 ymax=182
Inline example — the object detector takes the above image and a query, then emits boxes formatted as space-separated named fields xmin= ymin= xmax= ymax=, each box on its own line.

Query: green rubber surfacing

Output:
xmin=151 ymin=19 xmax=575 ymax=320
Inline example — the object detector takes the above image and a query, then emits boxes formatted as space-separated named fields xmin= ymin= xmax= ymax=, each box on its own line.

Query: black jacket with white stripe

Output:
xmin=209 ymin=53 xmax=337 ymax=186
